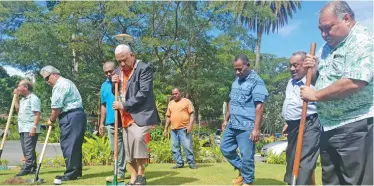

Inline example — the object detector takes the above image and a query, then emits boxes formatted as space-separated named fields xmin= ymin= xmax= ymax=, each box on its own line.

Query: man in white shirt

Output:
xmin=281 ymin=51 xmax=320 ymax=185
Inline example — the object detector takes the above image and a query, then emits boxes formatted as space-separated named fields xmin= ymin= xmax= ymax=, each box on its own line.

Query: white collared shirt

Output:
xmin=282 ymin=77 xmax=317 ymax=121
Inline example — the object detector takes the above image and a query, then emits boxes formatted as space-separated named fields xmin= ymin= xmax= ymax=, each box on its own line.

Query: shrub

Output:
xmin=149 ymin=138 xmax=173 ymax=163
xmin=42 ymin=156 xmax=66 ymax=168
xmin=266 ymin=151 xmax=287 ymax=165
xmin=82 ymin=135 xmax=112 ymax=166
xmin=150 ymin=125 xmax=164 ymax=141
xmin=149 ymin=134 xmax=225 ymax=163
xmin=0 ymin=159 xmax=9 ymax=166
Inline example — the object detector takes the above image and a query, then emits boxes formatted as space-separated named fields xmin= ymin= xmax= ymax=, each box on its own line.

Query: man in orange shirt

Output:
xmin=112 ymin=44 xmax=159 ymax=185
xmin=163 ymin=88 xmax=197 ymax=169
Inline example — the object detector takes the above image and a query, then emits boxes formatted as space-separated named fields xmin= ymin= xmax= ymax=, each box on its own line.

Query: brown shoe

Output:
xmin=232 ymin=175 xmax=243 ymax=185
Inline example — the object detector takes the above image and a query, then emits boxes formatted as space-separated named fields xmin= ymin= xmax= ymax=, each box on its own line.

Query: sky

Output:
xmin=2 ymin=0 xmax=374 ymax=76
xmin=260 ymin=0 xmax=374 ymax=58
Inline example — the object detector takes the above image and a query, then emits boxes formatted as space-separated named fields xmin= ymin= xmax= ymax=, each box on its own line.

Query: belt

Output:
xmin=286 ymin=113 xmax=318 ymax=124
xmin=368 ymin=117 xmax=373 ymax=125
xmin=58 ymin=108 xmax=84 ymax=120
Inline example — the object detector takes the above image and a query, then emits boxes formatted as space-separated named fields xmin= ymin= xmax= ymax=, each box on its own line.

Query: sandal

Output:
xmin=134 ymin=175 xmax=146 ymax=185
xmin=125 ymin=182 xmax=134 ymax=186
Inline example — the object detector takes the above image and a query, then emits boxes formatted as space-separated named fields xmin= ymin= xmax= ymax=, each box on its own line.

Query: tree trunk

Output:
xmin=255 ymin=26 xmax=263 ymax=71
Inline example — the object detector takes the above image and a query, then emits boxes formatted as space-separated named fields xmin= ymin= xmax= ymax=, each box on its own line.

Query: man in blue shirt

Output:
xmin=99 ymin=61 xmax=126 ymax=182
xmin=220 ymin=55 xmax=269 ymax=185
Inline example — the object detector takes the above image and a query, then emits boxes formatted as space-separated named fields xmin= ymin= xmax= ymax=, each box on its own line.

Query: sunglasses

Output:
xmin=44 ymin=74 xmax=51 ymax=81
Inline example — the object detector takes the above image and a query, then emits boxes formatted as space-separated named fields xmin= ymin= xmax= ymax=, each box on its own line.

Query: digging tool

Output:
xmin=291 ymin=42 xmax=316 ymax=185
xmin=0 ymin=94 xmax=17 ymax=159
xmin=26 ymin=125 xmax=53 ymax=184
xmin=106 ymin=82 xmax=124 ymax=186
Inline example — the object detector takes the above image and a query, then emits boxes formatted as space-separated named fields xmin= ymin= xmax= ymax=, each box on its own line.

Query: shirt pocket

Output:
xmin=328 ymin=54 xmax=345 ymax=78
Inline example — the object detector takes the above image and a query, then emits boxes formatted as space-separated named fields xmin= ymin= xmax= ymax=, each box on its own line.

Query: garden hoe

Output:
xmin=106 ymin=82 xmax=124 ymax=186
xmin=26 ymin=125 xmax=53 ymax=184
xmin=0 ymin=94 xmax=17 ymax=159
xmin=291 ymin=42 xmax=316 ymax=186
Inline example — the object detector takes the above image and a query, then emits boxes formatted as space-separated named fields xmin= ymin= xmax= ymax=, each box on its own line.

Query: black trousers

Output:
xmin=363 ymin=121 xmax=373 ymax=185
xmin=320 ymin=118 xmax=373 ymax=185
xmin=59 ymin=109 xmax=86 ymax=178
xmin=284 ymin=114 xmax=321 ymax=185
xmin=19 ymin=132 xmax=39 ymax=172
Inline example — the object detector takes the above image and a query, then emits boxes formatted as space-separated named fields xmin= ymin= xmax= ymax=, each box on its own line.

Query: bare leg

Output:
xmin=136 ymin=158 xmax=147 ymax=176
xmin=128 ymin=161 xmax=138 ymax=183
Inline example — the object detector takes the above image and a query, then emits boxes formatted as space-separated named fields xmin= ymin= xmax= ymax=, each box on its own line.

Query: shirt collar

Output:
xmin=291 ymin=76 xmax=305 ymax=87
xmin=21 ymin=93 xmax=32 ymax=100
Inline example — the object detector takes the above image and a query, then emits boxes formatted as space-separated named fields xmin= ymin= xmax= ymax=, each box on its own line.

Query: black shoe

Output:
xmin=171 ymin=164 xmax=184 ymax=169
xmin=134 ymin=175 xmax=146 ymax=185
xmin=56 ymin=175 xmax=78 ymax=181
xmin=16 ymin=171 xmax=30 ymax=176
xmin=189 ymin=164 xmax=198 ymax=169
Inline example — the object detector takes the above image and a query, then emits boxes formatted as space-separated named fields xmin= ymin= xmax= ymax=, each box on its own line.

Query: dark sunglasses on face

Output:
xmin=44 ymin=74 xmax=51 ymax=81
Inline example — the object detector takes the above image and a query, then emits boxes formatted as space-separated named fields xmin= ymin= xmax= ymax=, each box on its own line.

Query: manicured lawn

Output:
xmin=0 ymin=163 xmax=322 ymax=185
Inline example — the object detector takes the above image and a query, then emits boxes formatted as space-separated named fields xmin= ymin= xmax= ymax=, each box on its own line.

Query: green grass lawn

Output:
xmin=0 ymin=163 xmax=322 ymax=185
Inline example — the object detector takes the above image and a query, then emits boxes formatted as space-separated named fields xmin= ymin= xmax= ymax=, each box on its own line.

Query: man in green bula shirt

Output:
xmin=301 ymin=1 xmax=373 ymax=185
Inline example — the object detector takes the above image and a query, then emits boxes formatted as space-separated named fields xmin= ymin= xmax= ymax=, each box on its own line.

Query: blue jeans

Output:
xmin=220 ymin=127 xmax=255 ymax=184
xmin=170 ymin=128 xmax=195 ymax=165
xmin=106 ymin=125 xmax=126 ymax=177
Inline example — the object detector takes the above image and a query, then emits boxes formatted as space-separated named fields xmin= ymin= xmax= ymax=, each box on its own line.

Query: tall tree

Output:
xmin=220 ymin=1 xmax=301 ymax=71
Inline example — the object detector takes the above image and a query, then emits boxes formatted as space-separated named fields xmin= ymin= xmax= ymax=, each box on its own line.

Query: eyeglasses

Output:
xmin=44 ymin=74 xmax=51 ymax=81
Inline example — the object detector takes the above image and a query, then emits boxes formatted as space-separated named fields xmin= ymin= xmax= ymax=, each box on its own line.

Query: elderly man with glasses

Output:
xmin=40 ymin=65 xmax=86 ymax=181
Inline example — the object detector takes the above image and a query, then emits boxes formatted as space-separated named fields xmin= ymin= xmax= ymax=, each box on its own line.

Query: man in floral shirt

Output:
xmin=301 ymin=1 xmax=373 ymax=185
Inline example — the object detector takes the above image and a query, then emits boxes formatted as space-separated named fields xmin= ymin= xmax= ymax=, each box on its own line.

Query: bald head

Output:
xmin=103 ymin=61 xmax=116 ymax=72
xmin=115 ymin=44 xmax=132 ymax=55
xmin=115 ymin=44 xmax=135 ymax=71
xmin=172 ymin=88 xmax=182 ymax=102
xmin=103 ymin=61 xmax=116 ymax=79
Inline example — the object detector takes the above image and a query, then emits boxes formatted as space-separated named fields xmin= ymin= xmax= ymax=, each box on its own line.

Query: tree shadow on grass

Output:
xmin=39 ymin=167 xmax=90 ymax=176
xmin=146 ymin=171 xmax=179 ymax=180
xmin=0 ymin=171 xmax=14 ymax=176
xmin=254 ymin=178 xmax=286 ymax=185
xmin=148 ymin=176 xmax=199 ymax=185
xmin=40 ymin=170 xmax=65 ymax=175
xmin=196 ymin=164 xmax=214 ymax=168
xmin=80 ymin=170 xmax=113 ymax=180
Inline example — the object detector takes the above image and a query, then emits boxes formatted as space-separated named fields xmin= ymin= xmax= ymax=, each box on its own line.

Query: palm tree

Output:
xmin=230 ymin=1 xmax=301 ymax=71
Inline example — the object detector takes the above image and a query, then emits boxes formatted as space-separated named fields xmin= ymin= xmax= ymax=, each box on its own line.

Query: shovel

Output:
xmin=106 ymin=82 xmax=124 ymax=186
xmin=26 ymin=125 xmax=53 ymax=184
xmin=291 ymin=42 xmax=317 ymax=185
xmin=0 ymin=94 xmax=17 ymax=159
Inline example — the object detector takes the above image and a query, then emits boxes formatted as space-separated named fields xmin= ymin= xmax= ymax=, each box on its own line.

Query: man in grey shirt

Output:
xmin=281 ymin=51 xmax=320 ymax=185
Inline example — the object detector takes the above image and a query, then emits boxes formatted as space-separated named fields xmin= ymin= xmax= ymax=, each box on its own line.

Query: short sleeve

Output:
xmin=31 ymin=96 xmax=41 ymax=112
xmin=252 ymin=78 xmax=269 ymax=103
xmin=100 ymin=85 xmax=106 ymax=104
xmin=51 ymin=84 xmax=68 ymax=109
xmin=187 ymin=100 xmax=194 ymax=114
xmin=166 ymin=102 xmax=172 ymax=117
xmin=342 ymin=43 xmax=373 ymax=83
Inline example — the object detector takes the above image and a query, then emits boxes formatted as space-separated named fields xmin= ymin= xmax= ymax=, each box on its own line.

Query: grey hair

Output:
xmin=39 ymin=65 xmax=60 ymax=76
xmin=291 ymin=51 xmax=307 ymax=61
xmin=115 ymin=44 xmax=132 ymax=55
xmin=20 ymin=80 xmax=33 ymax=92
xmin=321 ymin=1 xmax=355 ymax=21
